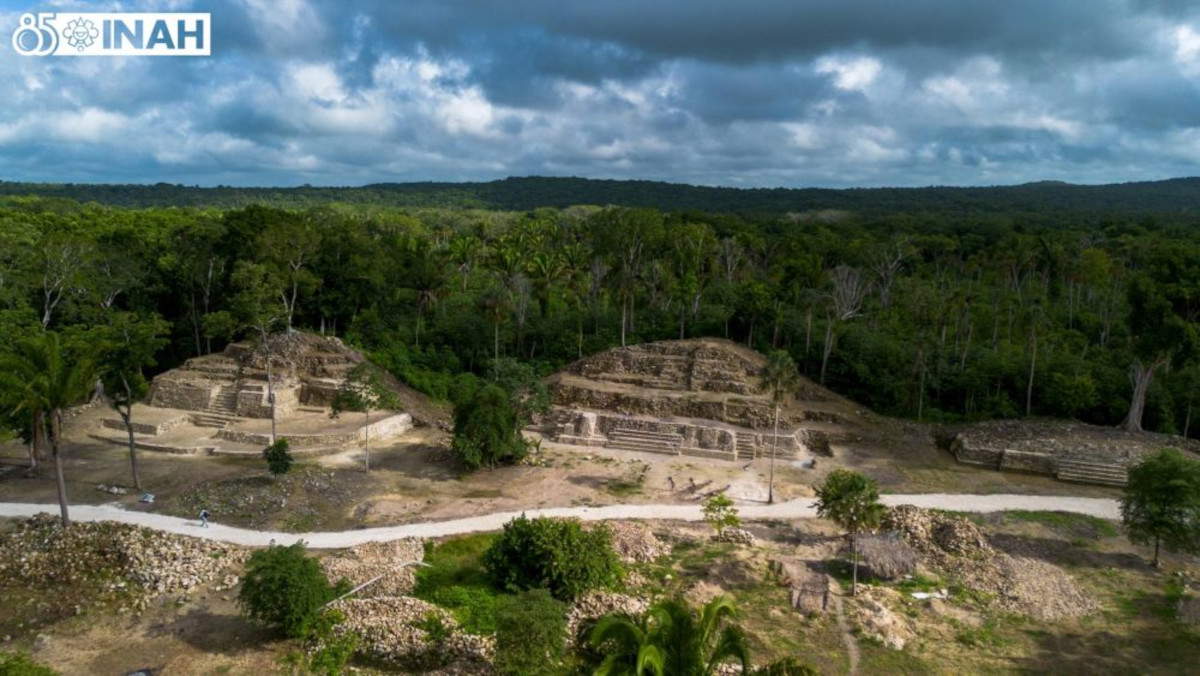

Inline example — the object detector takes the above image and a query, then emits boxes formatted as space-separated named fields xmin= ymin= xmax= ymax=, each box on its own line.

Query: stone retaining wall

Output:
xmin=216 ymin=413 xmax=412 ymax=449
xmin=147 ymin=379 xmax=213 ymax=411
xmin=101 ymin=414 xmax=190 ymax=436
xmin=547 ymin=407 xmax=805 ymax=459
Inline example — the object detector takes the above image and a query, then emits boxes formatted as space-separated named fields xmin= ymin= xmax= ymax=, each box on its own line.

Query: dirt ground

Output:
xmin=0 ymin=404 xmax=1119 ymax=535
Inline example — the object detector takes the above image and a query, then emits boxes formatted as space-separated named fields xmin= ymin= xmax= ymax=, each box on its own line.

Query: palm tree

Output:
xmin=0 ymin=332 xmax=96 ymax=525
xmin=761 ymin=351 xmax=800 ymax=505
xmin=588 ymin=595 xmax=750 ymax=676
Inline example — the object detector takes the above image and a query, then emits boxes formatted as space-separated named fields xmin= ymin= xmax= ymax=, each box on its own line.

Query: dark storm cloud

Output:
xmin=0 ymin=0 xmax=1198 ymax=187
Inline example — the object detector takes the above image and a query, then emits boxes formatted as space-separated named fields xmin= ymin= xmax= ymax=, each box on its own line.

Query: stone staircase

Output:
xmin=606 ymin=428 xmax=683 ymax=455
xmin=191 ymin=411 xmax=236 ymax=429
xmin=735 ymin=431 xmax=756 ymax=459
xmin=208 ymin=385 xmax=239 ymax=414
xmin=1056 ymin=458 xmax=1128 ymax=487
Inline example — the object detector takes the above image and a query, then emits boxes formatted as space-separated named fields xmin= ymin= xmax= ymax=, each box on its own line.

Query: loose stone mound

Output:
xmin=566 ymin=591 xmax=651 ymax=644
xmin=321 ymin=538 xmax=425 ymax=597
xmin=712 ymin=527 xmax=757 ymax=546
xmin=883 ymin=506 xmax=1096 ymax=621
xmin=0 ymin=514 xmax=245 ymax=610
xmin=603 ymin=521 xmax=670 ymax=563
xmin=852 ymin=587 xmax=916 ymax=650
xmin=328 ymin=596 xmax=494 ymax=673
xmin=545 ymin=338 xmax=860 ymax=462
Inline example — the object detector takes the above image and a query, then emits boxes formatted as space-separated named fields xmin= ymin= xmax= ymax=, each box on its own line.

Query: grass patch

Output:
xmin=1003 ymin=510 xmax=1119 ymax=538
xmin=412 ymin=533 xmax=509 ymax=634
xmin=894 ymin=573 xmax=943 ymax=594
xmin=955 ymin=618 xmax=1012 ymax=649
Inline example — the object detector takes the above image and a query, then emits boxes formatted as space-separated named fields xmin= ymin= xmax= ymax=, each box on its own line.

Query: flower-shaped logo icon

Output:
xmin=64 ymin=18 xmax=98 ymax=51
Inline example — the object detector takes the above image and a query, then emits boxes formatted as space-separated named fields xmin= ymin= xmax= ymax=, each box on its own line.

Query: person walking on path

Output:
xmin=199 ymin=508 xmax=210 ymax=528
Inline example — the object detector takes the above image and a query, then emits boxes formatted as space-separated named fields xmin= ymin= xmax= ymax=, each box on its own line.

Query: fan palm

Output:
xmin=0 ymin=332 xmax=96 ymax=525
xmin=762 ymin=351 xmax=800 ymax=504
xmin=589 ymin=595 xmax=750 ymax=676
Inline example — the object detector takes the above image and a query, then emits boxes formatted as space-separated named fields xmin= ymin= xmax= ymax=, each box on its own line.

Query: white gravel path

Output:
xmin=0 ymin=494 xmax=1119 ymax=549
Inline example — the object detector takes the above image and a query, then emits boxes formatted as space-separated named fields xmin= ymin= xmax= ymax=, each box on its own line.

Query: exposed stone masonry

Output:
xmin=545 ymin=338 xmax=843 ymax=461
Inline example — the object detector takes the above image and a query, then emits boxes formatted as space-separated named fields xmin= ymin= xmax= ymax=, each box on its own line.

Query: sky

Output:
xmin=1 ymin=1 xmax=1200 ymax=188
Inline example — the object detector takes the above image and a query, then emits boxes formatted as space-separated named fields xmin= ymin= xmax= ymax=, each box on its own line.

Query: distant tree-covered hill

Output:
xmin=1 ymin=175 xmax=1199 ymax=213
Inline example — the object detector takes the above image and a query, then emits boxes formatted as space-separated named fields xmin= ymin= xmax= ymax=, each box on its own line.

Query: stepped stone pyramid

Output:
xmin=147 ymin=332 xmax=359 ymax=419
xmin=95 ymin=332 xmax=411 ymax=456
xmin=545 ymin=338 xmax=854 ymax=462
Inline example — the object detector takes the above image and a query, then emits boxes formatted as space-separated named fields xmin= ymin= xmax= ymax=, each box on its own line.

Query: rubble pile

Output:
xmin=565 ymin=591 xmax=650 ymax=643
xmin=603 ymin=521 xmax=670 ymax=563
xmin=322 ymin=538 xmax=425 ymax=597
xmin=851 ymin=587 xmax=915 ymax=650
xmin=883 ymin=505 xmax=992 ymax=565
xmin=0 ymin=514 xmax=245 ymax=604
xmin=328 ymin=596 xmax=493 ymax=672
xmin=712 ymin=527 xmax=757 ymax=546
xmin=883 ymin=506 xmax=1095 ymax=620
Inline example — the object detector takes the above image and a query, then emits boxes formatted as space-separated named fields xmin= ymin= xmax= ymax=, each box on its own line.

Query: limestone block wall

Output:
xmin=950 ymin=436 xmax=1003 ymax=469
xmin=361 ymin=412 xmax=413 ymax=441
xmin=216 ymin=412 xmax=411 ymax=448
xmin=300 ymin=379 xmax=340 ymax=407
xmin=101 ymin=413 xmax=190 ymax=436
xmin=147 ymin=379 xmax=214 ymax=411
xmin=999 ymin=449 xmax=1056 ymax=475
xmin=547 ymin=407 xmax=810 ymax=459
xmin=236 ymin=383 xmax=300 ymax=419
xmin=551 ymin=383 xmax=774 ymax=428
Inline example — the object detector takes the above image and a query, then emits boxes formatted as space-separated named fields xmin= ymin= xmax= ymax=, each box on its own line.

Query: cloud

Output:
xmin=0 ymin=0 xmax=1199 ymax=187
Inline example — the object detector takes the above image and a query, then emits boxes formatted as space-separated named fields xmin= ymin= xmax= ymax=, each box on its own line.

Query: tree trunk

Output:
xmin=1025 ymin=329 xmax=1037 ymax=417
xmin=851 ymin=533 xmax=859 ymax=596
xmin=768 ymin=403 xmax=779 ymax=504
xmin=1154 ymin=535 xmax=1161 ymax=568
xmin=267 ymin=360 xmax=278 ymax=444
xmin=820 ymin=321 xmax=836 ymax=385
xmin=620 ymin=298 xmax=627 ymax=347
xmin=364 ymin=410 xmax=371 ymax=473
xmin=121 ymin=378 xmax=142 ymax=491
xmin=1122 ymin=359 xmax=1161 ymax=432
xmin=51 ymin=412 xmax=69 ymax=526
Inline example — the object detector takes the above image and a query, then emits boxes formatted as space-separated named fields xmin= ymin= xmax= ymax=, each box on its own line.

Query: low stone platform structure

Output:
xmin=93 ymin=333 xmax=412 ymax=456
xmin=543 ymin=338 xmax=858 ymax=462
xmin=948 ymin=419 xmax=1200 ymax=487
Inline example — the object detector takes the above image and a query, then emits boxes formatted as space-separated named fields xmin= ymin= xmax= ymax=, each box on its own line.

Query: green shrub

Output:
xmin=483 ymin=515 xmax=622 ymax=601
xmin=263 ymin=438 xmax=293 ymax=476
xmin=702 ymin=492 xmax=741 ymax=533
xmin=413 ymin=533 xmax=504 ymax=634
xmin=494 ymin=589 xmax=568 ymax=676
xmin=303 ymin=609 xmax=359 ymax=676
xmin=0 ymin=652 xmax=57 ymax=676
xmin=426 ymin=585 xmax=503 ymax=634
xmin=451 ymin=384 xmax=529 ymax=470
xmin=238 ymin=542 xmax=346 ymax=638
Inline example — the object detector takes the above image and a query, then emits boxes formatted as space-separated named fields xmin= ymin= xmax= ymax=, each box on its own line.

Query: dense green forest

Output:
xmin=1 ymin=190 xmax=1199 ymax=441
xmin=3 ymin=175 xmax=1200 ymax=214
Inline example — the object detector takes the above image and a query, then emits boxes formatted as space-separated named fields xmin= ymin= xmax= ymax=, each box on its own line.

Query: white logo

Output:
xmin=63 ymin=18 xmax=98 ymax=51
xmin=12 ymin=12 xmax=211 ymax=56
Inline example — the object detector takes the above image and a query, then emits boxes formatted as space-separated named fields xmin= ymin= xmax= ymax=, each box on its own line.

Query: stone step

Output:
xmin=1057 ymin=459 xmax=1128 ymax=487
xmin=609 ymin=428 xmax=684 ymax=443
xmin=606 ymin=439 xmax=680 ymax=455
